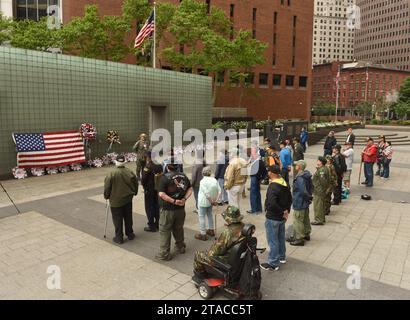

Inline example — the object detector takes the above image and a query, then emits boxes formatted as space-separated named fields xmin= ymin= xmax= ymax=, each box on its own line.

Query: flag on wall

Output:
xmin=134 ymin=11 xmax=155 ymax=48
xmin=12 ymin=131 xmax=85 ymax=168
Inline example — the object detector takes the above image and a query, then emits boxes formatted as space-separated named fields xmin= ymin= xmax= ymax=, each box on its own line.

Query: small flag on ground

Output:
xmin=12 ymin=131 xmax=86 ymax=168
xmin=134 ymin=11 xmax=155 ymax=48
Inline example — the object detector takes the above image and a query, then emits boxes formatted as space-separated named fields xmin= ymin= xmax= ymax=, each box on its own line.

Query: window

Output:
xmin=216 ymin=71 xmax=225 ymax=84
xmin=299 ymin=76 xmax=308 ymax=88
xmin=245 ymin=73 xmax=254 ymax=85
xmin=206 ymin=0 xmax=211 ymax=14
xmin=274 ymin=12 xmax=278 ymax=25
xmin=252 ymin=8 xmax=257 ymax=22
xmin=259 ymin=73 xmax=268 ymax=87
xmin=286 ymin=75 xmax=295 ymax=87
xmin=16 ymin=0 xmax=59 ymax=21
xmin=230 ymin=4 xmax=234 ymax=18
xmin=273 ymin=74 xmax=282 ymax=86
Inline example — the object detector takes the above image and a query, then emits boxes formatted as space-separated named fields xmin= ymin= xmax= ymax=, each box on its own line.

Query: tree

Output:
xmin=399 ymin=77 xmax=410 ymax=103
xmin=394 ymin=100 xmax=410 ymax=120
xmin=9 ymin=17 xmax=62 ymax=51
xmin=61 ymin=5 xmax=131 ymax=62
xmin=356 ymin=101 xmax=373 ymax=123
xmin=0 ymin=12 xmax=12 ymax=45
xmin=312 ymin=101 xmax=336 ymax=116
xmin=229 ymin=31 xmax=267 ymax=108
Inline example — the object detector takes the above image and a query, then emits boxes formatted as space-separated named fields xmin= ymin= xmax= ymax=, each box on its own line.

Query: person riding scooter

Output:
xmin=193 ymin=206 xmax=244 ymax=274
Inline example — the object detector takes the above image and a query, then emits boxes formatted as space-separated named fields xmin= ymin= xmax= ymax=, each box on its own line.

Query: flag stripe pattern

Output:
xmin=13 ymin=131 xmax=85 ymax=168
xmin=134 ymin=11 xmax=155 ymax=48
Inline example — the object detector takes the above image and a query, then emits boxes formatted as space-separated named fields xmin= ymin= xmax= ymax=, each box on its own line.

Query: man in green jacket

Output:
xmin=104 ymin=155 xmax=139 ymax=244
xmin=312 ymin=156 xmax=331 ymax=226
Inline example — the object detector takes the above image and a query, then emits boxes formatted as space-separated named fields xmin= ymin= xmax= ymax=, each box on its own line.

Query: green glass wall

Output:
xmin=0 ymin=47 xmax=212 ymax=177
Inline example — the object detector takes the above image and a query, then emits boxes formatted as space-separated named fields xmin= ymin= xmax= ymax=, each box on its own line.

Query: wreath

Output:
xmin=79 ymin=123 xmax=97 ymax=140
xmin=107 ymin=130 xmax=121 ymax=144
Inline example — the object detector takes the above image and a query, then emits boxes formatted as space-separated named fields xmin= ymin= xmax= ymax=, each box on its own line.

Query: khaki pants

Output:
xmin=313 ymin=196 xmax=326 ymax=224
xmin=227 ymin=184 xmax=245 ymax=212
xmin=293 ymin=208 xmax=311 ymax=240
xmin=159 ymin=208 xmax=186 ymax=257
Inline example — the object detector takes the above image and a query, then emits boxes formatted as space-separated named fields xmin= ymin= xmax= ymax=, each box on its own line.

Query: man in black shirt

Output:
xmin=156 ymin=159 xmax=193 ymax=261
xmin=332 ymin=145 xmax=347 ymax=205
xmin=141 ymin=151 xmax=163 ymax=232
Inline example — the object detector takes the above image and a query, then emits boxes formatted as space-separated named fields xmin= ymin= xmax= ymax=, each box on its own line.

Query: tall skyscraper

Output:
xmin=354 ymin=0 xmax=410 ymax=71
xmin=312 ymin=0 xmax=356 ymax=66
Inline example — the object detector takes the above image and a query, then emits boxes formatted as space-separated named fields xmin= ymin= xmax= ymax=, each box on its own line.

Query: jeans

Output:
xmin=376 ymin=161 xmax=384 ymax=176
xmin=364 ymin=162 xmax=374 ymax=186
xmin=265 ymin=219 xmax=286 ymax=267
xmin=227 ymin=184 xmax=245 ymax=212
xmin=333 ymin=175 xmax=343 ymax=204
xmin=217 ymin=178 xmax=228 ymax=203
xmin=383 ymin=159 xmax=391 ymax=178
xmin=198 ymin=206 xmax=214 ymax=235
xmin=250 ymin=176 xmax=262 ymax=213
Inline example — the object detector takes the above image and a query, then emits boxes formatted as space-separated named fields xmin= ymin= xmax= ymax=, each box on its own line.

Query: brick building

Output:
xmin=312 ymin=61 xmax=410 ymax=117
xmin=1 ymin=0 xmax=314 ymax=121
xmin=354 ymin=0 xmax=410 ymax=71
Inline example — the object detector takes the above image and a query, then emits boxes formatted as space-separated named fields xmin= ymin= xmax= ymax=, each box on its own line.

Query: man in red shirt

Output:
xmin=361 ymin=137 xmax=378 ymax=187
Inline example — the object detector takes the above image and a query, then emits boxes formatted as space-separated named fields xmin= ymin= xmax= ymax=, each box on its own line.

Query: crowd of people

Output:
xmin=102 ymin=127 xmax=394 ymax=272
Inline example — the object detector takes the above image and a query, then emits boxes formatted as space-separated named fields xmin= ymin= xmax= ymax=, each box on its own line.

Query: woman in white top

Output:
xmin=382 ymin=141 xmax=393 ymax=179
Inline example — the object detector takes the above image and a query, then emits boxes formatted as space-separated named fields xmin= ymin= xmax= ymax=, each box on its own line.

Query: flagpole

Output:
xmin=153 ymin=2 xmax=156 ymax=69
xmin=335 ymin=64 xmax=340 ymax=123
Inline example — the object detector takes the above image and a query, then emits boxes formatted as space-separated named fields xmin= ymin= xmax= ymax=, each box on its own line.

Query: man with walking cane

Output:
xmin=104 ymin=155 xmax=139 ymax=244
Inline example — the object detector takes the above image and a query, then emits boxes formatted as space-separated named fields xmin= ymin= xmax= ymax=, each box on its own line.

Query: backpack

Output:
xmin=238 ymin=238 xmax=262 ymax=300
xmin=303 ymin=175 xmax=313 ymax=203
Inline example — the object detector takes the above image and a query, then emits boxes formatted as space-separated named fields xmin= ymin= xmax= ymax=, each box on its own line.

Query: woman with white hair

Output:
xmin=195 ymin=166 xmax=221 ymax=241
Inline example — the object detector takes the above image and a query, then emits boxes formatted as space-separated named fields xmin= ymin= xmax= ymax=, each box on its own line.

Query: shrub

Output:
xmin=212 ymin=121 xmax=226 ymax=130
xmin=230 ymin=121 xmax=248 ymax=131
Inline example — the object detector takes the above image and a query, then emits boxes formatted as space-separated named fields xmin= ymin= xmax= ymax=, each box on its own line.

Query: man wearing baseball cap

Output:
xmin=290 ymin=160 xmax=312 ymax=246
xmin=104 ymin=155 xmax=139 ymax=244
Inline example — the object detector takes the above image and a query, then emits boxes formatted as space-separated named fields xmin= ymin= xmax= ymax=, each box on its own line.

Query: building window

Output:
xmin=216 ymin=71 xmax=225 ymax=84
xmin=206 ymin=0 xmax=211 ymax=14
xmin=245 ymin=73 xmax=254 ymax=85
xmin=259 ymin=73 xmax=268 ymax=87
xmin=15 ymin=0 xmax=59 ymax=21
xmin=273 ymin=74 xmax=282 ymax=87
xmin=286 ymin=75 xmax=295 ymax=87
xmin=230 ymin=4 xmax=234 ymax=18
xmin=299 ymin=76 xmax=308 ymax=88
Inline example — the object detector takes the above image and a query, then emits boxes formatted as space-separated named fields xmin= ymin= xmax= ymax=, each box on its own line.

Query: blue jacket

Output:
xmin=292 ymin=170 xmax=313 ymax=210
xmin=280 ymin=148 xmax=292 ymax=168
xmin=300 ymin=131 xmax=308 ymax=145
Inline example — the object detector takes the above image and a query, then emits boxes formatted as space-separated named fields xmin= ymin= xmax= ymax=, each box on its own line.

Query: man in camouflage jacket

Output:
xmin=194 ymin=206 xmax=244 ymax=273
xmin=312 ymin=157 xmax=331 ymax=225
xmin=325 ymin=155 xmax=338 ymax=215
xmin=133 ymin=133 xmax=150 ymax=179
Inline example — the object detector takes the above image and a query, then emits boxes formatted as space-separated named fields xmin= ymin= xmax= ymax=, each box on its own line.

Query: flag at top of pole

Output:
xmin=134 ymin=11 xmax=155 ymax=49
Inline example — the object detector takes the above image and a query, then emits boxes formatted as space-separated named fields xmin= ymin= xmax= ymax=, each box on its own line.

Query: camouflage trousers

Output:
xmin=193 ymin=251 xmax=212 ymax=273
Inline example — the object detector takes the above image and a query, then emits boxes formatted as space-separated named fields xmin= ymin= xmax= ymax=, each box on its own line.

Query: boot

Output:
xmin=290 ymin=239 xmax=305 ymax=246
xmin=206 ymin=229 xmax=215 ymax=237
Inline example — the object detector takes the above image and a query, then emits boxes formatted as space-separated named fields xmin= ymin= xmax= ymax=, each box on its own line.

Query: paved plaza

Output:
xmin=1 ymin=128 xmax=410 ymax=300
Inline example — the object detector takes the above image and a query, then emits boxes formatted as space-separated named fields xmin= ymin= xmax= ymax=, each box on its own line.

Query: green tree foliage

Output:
xmin=0 ymin=12 xmax=12 ymax=45
xmin=394 ymin=100 xmax=410 ymax=120
xmin=61 ymin=5 xmax=130 ymax=61
xmin=399 ymin=77 xmax=410 ymax=103
xmin=356 ymin=101 xmax=373 ymax=123
xmin=312 ymin=101 xmax=336 ymax=116
xmin=9 ymin=17 xmax=62 ymax=50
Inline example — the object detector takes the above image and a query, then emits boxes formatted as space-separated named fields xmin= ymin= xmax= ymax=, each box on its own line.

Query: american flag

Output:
xmin=12 ymin=131 xmax=86 ymax=168
xmin=134 ymin=11 xmax=155 ymax=48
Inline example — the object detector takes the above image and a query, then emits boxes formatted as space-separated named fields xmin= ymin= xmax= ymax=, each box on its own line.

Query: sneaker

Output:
xmin=361 ymin=182 xmax=368 ymax=185
xmin=260 ymin=263 xmax=279 ymax=271
xmin=311 ymin=221 xmax=324 ymax=226
xmin=144 ymin=227 xmax=157 ymax=232
xmin=155 ymin=253 xmax=172 ymax=261
xmin=246 ymin=210 xmax=255 ymax=214
xmin=206 ymin=229 xmax=215 ymax=237
xmin=195 ymin=234 xmax=208 ymax=241
xmin=224 ymin=201 xmax=229 ymax=205
xmin=217 ymin=202 xmax=224 ymax=206
xmin=127 ymin=233 xmax=136 ymax=241
xmin=112 ymin=237 xmax=124 ymax=245
xmin=290 ymin=240 xmax=305 ymax=246
xmin=175 ymin=246 xmax=186 ymax=254
xmin=279 ymin=259 xmax=287 ymax=264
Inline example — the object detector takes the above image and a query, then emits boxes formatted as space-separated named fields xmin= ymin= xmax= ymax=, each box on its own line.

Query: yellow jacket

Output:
xmin=224 ymin=157 xmax=248 ymax=190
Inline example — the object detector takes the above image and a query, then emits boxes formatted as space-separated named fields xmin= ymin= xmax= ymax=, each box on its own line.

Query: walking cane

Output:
xmin=103 ymin=200 xmax=109 ymax=239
